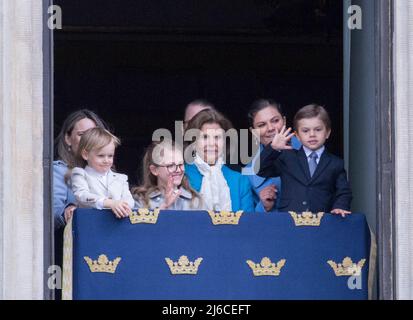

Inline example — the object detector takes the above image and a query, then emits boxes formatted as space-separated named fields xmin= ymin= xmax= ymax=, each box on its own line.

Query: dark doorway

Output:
xmin=54 ymin=0 xmax=343 ymax=186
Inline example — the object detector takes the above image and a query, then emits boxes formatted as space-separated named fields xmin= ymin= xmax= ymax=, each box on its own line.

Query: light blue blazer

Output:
xmin=185 ymin=163 xmax=254 ymax=212
xmin=246 ymin=136 xmax=301 ymax=213
xmin=53 ymin=160 xmax=76 ymax=230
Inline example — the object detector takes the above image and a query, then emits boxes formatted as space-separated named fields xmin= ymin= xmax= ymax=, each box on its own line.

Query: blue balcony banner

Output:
xmin=62 ymin=209 xmax=375 ymax=300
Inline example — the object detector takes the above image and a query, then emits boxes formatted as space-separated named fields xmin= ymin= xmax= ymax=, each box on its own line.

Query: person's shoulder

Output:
xmin=323 ymin=149 xmax=345 ymax=166
xmin=323 ymin=148 xmax=342 ymax=160
xmin=71 ymin=167 xmax=86 ymax=175
xmin=179 ymin=187 xmax=194 ymax=200
xmin=222 ymin=165 xmax=249 ymax=184
xmin=185 ymin=162 xmax=196 ymax=170
xmin=280 ymin=147 xmax=302 ymax=158
xmin=291 ymin=135 xmax=302 ymax=150
xmin=112 ymin=171 xmax=129 ymax=182
xmin=185 ymin=163 xmax=200 ymax=175
xmin=222 ymin=164 xmax=241 ymax=176
xmin=53 ymin=160 xmax=68 ymax=172
xmin=53 ymin=160 xmax=67 ymax=167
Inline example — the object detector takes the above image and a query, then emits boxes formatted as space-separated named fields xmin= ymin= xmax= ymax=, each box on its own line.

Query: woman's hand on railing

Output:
xmin=259 ymin=184 xmax=277 ymax=212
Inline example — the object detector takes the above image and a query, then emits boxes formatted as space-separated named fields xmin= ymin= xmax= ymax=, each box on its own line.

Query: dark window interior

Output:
xmin=54 ymin=0 xmax=343 ymax=186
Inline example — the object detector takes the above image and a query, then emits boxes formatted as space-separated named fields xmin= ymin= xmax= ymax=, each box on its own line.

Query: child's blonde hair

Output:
xmin=74 ymin=127 xmax=121 ymax=168
xmin=131 ymin=140 xmax=201 ymax=208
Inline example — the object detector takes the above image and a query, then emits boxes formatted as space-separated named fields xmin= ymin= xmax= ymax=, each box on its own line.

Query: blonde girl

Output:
xmin=132 ymin=140 xmax=202 ymax=210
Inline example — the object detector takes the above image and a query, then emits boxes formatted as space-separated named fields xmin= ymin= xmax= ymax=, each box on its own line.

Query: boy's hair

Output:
xmin=56 ymin=109 xmax=108 ymax=168
xmin=293 ymin=104 xmax=331 ymax=131
xmin=131 ymin=140 xmax=201 ymax=208
xmin=74 ymin=127 xmax=121 ymax=168
xmin=247 ymin=98 xmax=284 ymax=128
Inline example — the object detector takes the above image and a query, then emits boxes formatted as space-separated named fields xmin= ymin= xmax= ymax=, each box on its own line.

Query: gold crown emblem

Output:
xmin=289 ymin=211 xmax=324 ymax=226
xmin=84 ymin=254 xmax=121 ymax=274
xmin=327 ymin=257 xmax=366 ymax=276
xmin=129 ymin=208 xmax=160 ymax=224
xmin=208 ymin=210 xmax=243 ymax=225
xmin=246 ymin=257 xmax=286 ymax=276
xmin=165 ymin=255 xmax=203 ymax=275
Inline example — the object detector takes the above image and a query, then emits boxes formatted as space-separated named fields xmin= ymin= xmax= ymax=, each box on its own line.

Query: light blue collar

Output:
xmin=302 ymin=145 xmax=325 ymax=160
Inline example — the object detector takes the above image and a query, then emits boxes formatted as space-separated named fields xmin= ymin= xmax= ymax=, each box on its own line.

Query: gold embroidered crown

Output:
xmin=289 ymin=211 xmax=324 ymax=226
xmin=246 ymin=257 xmax=286 ymax=276
xmin=129 ymin=208 xmax=160 ymax=224
xmin=327 ymin=257 xmax=366 ymax=276
xmin=165 ymin=255 xmax=203 ymax=275
xmin=208 ymin=210 xmax=243 ymax=225
xmin=84 ymin=254 xmax=121 ymax=274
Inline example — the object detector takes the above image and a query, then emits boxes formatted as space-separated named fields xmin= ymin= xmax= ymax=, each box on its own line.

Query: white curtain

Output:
xmin=394 ymin=0 xmax=413 ymax=300
xmin=0 ymin=0 xmax=44 ymax=299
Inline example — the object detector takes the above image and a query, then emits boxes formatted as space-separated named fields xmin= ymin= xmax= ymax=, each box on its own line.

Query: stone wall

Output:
xmin=394 ymin=0 xmax=413 ymax=300
xmin=0 ymin=0 xmax=44 ymax=299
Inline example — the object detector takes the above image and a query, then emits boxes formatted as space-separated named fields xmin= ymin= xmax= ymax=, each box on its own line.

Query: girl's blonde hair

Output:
xmin=132 ymin=140 xmax=200 ymax=208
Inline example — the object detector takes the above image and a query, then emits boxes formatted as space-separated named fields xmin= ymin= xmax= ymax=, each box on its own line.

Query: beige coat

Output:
xmin=71 ymin=166 xmax=135 ymax=209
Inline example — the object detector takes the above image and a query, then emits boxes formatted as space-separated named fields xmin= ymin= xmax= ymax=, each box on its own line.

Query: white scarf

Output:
xmin=194 ymin=155 xmax=232 ymax=212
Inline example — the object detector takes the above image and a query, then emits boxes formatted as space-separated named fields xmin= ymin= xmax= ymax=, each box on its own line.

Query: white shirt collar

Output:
xmin=302 ymin=145 xmax=325 ymax=160
xmin=85 ymin=165 xmax=110 ymax=178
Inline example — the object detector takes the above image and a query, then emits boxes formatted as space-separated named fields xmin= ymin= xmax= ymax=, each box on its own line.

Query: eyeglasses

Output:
xmin=159 ymin=163 xmax=185 ymax=173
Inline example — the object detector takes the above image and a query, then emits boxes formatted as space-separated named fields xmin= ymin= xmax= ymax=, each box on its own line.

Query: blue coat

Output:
xmin=185 ymin=163 xmax=254 ymax=212
xmin=246 ymin=136 xmax=301 ymax=212
xmin=258 ymin=145 xmax=352 ymax=213
xmin=53 ymin=160 xmax=76 ymax=230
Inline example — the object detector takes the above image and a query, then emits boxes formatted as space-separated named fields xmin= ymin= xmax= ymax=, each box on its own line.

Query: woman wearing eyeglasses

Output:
xmin=132 ymin=140 xmax=202 ymax=210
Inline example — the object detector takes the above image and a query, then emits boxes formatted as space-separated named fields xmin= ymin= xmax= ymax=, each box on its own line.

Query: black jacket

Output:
xmin=257 ymin=145 xmax=352 ymax=212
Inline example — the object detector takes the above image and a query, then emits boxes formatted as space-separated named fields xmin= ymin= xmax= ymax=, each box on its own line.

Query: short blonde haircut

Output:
xmin=75 ymin=127 xmax=120 ymax=168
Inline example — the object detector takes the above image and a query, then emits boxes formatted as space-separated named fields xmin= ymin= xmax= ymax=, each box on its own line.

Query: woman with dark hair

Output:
xmin=184 ymin=109 xmax=254 ymax=212
xmin=246 ymin=99 xmax=301 ymax=212
xmin=183 ymin=99 xmax=216 ymax=129
xmin=54 ymin=109 xmax=108 ymax=228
